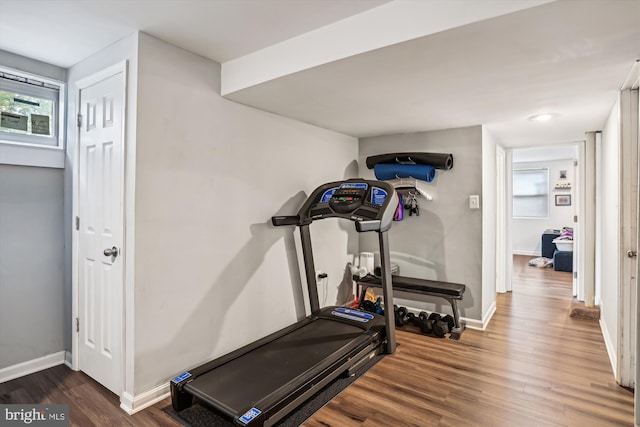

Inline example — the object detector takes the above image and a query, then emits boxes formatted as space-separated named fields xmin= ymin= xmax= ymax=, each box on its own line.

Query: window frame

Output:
xmin=0 ymin=66 xmax=65 ymax=150
xmin=512 ymin=167 xmax=550 ymax=219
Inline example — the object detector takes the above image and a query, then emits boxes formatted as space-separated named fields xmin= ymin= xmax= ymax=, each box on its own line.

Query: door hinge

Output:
xmin=573 ymin=160 xmax=578 ymax=167
xmin=76 ymin=317 xmax=79 ymax=333
xmin=574 ymin=271 xmax=578 ymax=279
xmin=77 ymin=114 xmax=82 ymax=128
xmin=75 ymin=216 xmax=80 ymax=231
xmin=574 ymin=215 xmax=578 ymax=223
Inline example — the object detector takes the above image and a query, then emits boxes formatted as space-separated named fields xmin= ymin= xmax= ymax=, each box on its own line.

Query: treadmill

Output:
xmin=170 ymin=179 xmax=398 ymax=426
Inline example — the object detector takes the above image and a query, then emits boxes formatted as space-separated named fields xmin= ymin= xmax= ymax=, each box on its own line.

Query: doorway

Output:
xmin=71 ymin=62 xmax=127 ymax=396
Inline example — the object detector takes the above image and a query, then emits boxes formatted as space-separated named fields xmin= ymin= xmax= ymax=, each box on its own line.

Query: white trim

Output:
xmin=74 ymin=62 xmax=127 ymax=90
xmin=71 ymin=60 xmax=128 ymax=395
xmin=481 ymin=300 xmax=497 ymax=329
xmin=600 ymin=317 xmax=617 ymax=376
xmin=460 ymin=301 xmax=497 ymax=331
xmin=513 ymin=250 xmax=539 ymax=257
xmin=461 ymin=317 xmax=485 ymax=331
xmin=119 ymin=384 xmax=170 ymax=415
xmin=0 ymin=351 xmax=65 ymax=383
xmin=0 ymin=143 xmax=64 ymax=168
xmin=496 ymin=145 xmax=507 ymax=293
xmin=64 ymin=351 xmax=73 ymax=369
xmin=618 ymin=87 xmax=638 ymax=388
xmin=505 ymin=148 xmax=514 ymax=292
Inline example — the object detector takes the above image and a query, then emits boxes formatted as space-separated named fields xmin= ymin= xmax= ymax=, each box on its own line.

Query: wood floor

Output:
xmin=1 ymin=255 xmax=633 ymax=426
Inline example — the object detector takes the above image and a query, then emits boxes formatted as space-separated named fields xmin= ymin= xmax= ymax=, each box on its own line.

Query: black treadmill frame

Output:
xmin=170 ymin=179 xmax=398 ymax=427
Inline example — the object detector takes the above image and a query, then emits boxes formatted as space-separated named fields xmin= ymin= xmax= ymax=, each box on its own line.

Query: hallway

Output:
xmin=306 ymin=255 xmax=634 ymax=426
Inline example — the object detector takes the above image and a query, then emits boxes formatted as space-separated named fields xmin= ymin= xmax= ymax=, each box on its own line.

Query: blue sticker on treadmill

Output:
xmin=335 ymin=307 xmax=374 ymax=319
xmin=332 ymin=311 xmax=369 ymax=322
xmin=371 ymin=187 xmax=388 ymax=206
xmin=171 ymin=372 xmax=191 ymax=384
xmin=239 ymin=408 xmax=262 ymax=425
xmin=320 ymin=187 xmax=338 ymax=203
xmin=339 ymin=182 xmax=368 ymax=189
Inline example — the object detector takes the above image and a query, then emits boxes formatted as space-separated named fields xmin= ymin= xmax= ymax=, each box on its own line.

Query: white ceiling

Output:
xmin=0 ymin=0 xmax=638 ymax=147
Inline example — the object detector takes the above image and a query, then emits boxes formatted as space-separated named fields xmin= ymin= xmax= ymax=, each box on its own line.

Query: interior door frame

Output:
xmin=70 ymin=61 xmax=127 ymax=393
xmin=496 ymin=145 xmax=507 ymax=293
xmin=619 ymin=84 xmax=639 ymax=388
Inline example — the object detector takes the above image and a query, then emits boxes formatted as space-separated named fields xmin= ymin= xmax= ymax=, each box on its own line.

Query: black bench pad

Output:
xmin=356 ymin=274 xmax=465 ymax=298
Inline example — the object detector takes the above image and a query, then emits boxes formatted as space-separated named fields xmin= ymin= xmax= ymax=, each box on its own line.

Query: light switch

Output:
xmin=469 ymin=195 xmax=480 ymax=209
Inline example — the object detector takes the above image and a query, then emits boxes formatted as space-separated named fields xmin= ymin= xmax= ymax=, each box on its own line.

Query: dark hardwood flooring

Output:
xmin=1 ymin=255 xmax=633 ymax=426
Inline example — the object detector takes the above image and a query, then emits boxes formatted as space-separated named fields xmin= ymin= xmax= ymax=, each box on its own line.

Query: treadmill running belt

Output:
xmin=186 ymin=319 xmax=364 ymax=414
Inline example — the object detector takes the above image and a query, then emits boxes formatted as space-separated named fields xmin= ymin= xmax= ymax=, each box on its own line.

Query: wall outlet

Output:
xmin=469 ymin=195 xmax=480 ymax=209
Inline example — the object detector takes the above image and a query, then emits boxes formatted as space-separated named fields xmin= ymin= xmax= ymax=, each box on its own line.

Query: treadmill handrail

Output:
xmin=271 ymin=215 xmax=305 ymax=227
xmin=355 ymin=220 xmax=382 ymax=232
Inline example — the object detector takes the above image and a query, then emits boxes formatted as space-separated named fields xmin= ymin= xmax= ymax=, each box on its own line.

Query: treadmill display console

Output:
xmin=328 ymin=184 xmax=367 ymax=213
xmin=308 ymin=180 xmax=393 ymax=226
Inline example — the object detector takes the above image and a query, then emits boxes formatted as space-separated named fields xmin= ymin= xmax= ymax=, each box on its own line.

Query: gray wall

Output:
xmin=0 ymin=51 xmax=66 ymax=370
xmin=359 ymin=126 xmax=484 ymax=321
xmin=0 ymin=50 xmax=65 ymax=81
xmin=0 ymin=165 xmax=64 ymax=368
xmin=132 ymin=33 xmax=359 ymax=393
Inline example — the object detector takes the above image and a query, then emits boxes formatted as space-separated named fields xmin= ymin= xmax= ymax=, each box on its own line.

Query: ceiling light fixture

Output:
xmin=529 ymin=113 xmax=558 ymax=122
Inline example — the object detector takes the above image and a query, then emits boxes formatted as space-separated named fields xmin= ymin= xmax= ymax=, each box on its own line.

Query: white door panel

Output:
xmin=78 ymin=72 xmax=124 ymax=395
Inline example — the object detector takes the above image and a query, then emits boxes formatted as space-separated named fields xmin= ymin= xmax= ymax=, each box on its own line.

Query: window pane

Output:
xmin=0 ymin=90 xmax=54 ymax=137
xmin=513 ymin=169 xmax=548 ymax=218
xmin=0 ymin=71 xmax=61 ymax=148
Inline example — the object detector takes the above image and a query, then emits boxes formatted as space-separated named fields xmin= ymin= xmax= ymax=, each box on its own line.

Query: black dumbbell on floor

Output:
xmin=410 ymin=311 xmax=433 ymax=335
xmin=441 ymin=314 xmax=455 ymax=332
xmin=428 ymin=313 xmax=451 ymax=338
xmin=395 ymin=306 xmax=409 ymax=327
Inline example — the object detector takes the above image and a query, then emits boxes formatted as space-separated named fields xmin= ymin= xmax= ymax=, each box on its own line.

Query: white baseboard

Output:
xmin=461 ymin=301 xmax=496 ymax=331
xmin=513 ymin=251 xmax=540 ymax=257
xmin=599 ymin=317 xmax=617 ymax=376
xmin=482 ymin=301 xmax=497 ymax=329
xmin=0 ymin=351 xmax=66 ymax=383
xmin=120 ymin=383 xmax=170 ymax=415
xmin=64 ymin=351 xmax=73 ymax=369
xmin=460 ymin=317 xmax=484 ymax=330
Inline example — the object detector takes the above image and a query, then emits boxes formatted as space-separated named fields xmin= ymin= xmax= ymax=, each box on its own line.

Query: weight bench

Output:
xmin=356 ymin=274 xmax=466 ymax=340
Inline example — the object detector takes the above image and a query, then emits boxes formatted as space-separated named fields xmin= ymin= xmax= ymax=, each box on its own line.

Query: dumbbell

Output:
xmin=395 ymin=306 xmax=409 ymax=327
xmin=406 ymin=312 xmax=416 ymax=324
xmin=428 ymin=313 xmax=449 ymax=338
xmin=412 ymin=311 xmax=433 ymax=335
xmin=441 ymin=314 xmax=455 ymax=331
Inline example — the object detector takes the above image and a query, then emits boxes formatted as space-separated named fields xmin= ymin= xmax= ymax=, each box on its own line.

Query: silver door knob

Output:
xmin=104 ymin=246 xmax=119 ymax=257
xmin=627 ymin=250 xmax=637 ymax=258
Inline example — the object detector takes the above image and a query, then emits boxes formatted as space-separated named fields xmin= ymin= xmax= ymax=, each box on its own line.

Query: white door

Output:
xmin=78 ymin=71 xmax=124 ymax=395
xmin=619 ymin=87 xmax=638 ymax=387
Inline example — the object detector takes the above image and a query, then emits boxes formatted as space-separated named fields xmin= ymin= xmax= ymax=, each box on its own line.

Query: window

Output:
xmin=513 ymin=168 xmax=549 ymax=218
xmin=0 ymin=69 xmax=63 ymax=148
